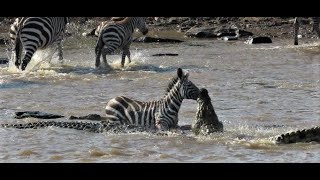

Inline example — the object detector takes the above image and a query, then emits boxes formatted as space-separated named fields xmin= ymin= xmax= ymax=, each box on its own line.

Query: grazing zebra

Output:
xmin=294 ymin=17 xmax=320 ymax=45
xmin=105 ymin=68 xmax=200 ymax=131
xmin=95 ymin=17 xmax=148 ymax=68
xmin=9 ymin=17 xmax=69 ymax=71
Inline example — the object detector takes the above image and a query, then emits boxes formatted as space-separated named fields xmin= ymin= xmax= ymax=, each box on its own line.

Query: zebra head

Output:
xmin=177 ymin=68 xmax=200 ymax=100
xmin=135 ymin=17 xmax=148 ymax=35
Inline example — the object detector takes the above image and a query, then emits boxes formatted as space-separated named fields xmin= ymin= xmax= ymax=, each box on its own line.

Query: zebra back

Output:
xmin=10 ymin=17 xmax=69 ymax=70
xmin=99 ymin=17 xmax=148 ymax=38
xmin=114 ymin=17 xmax=148 ymax=35
xmin=10 ymin=17 xmax=69 ymax=47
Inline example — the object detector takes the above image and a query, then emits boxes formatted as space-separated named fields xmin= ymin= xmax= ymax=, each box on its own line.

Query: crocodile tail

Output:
xmin=274 ymin=126 xmax=320 ymax=144
xmin=1 ymin=121 xmax=104 ymax=133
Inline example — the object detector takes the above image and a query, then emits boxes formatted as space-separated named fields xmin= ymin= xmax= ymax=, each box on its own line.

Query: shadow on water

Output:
xmin=46 ymin=63 xmax=177 ymax=75
xmin=0 ymin=79 xmax=47 ymax=89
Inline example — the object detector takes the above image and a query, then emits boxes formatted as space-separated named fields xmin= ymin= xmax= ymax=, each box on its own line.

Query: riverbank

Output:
xmin=0 ymin=17 xmax=318 ymax=42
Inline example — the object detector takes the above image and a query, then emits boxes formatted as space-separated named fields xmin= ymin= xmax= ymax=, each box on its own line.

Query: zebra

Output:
xmin=105 ymin=68 xmax=200 ymax=131
xmin=95 ymin=17 xmax=148 ymax=68
xmin=9 ymin=17 xmax=69 ymax=71
xmin=294 ymin=17 xmax=320 ymax=45
xmin=82 ymin=18 xmax=126 ymax=37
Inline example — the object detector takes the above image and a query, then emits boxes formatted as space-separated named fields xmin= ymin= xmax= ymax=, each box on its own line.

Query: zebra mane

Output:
xmin=165 ymin=76 xmax=179 ymax=94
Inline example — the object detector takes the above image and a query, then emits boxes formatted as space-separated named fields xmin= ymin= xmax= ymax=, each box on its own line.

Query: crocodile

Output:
xmin=0 ymin=120 xmax=148 ymax=134
xmin=192 ymin=88 xmax=223 ymax=135
xmin=271 ymin=126 xmax=320 ymax=144
xmin=192 ymin=88 xmax=320 ymax=144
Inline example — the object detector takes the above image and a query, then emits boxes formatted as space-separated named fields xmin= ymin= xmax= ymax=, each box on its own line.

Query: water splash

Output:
xmin=7 ymin=45 xmax=58 ymax=74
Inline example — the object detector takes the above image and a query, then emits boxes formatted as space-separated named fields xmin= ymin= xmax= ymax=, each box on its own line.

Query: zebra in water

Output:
xmin=105 ymin=68 xmax=200 ymax=131
xmin=0 ymin=68 xmax=200 ymax=133
xmin=95 ymin=17 xmax=148 ymax=68
xmin=294 ymin=17 xmax=320 ymax=45
xmin=9 ymin=17 xmax=69 ymax=71
xmin=82 ymin=18 xmax=126 ymax=37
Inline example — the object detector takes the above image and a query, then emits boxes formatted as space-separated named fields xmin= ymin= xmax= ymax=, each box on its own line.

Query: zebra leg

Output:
xmin=294 ymin=17 xmax=300 ymax=45
xmin=14 ymin=37 xmax=22 ymax=69
xmin=21 ymin=50 xmax=35 ymax=71
xmin=95 ymin=44 xmax=102 ymax=68
xmin=121 ymin=46 xmax=131 ymax=67
xmin=57 ymin=41 xmax=63 ymax=63
xmin=121 ymin=51 xmax=127 ymax=67
xmin=102 ymin=48 xmax=109 ymax=68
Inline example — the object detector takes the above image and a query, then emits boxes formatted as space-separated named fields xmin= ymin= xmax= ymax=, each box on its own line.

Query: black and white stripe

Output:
xmin=9 ymin=17 xmax=69 ymax=70
xmin=105 ymin=68 xmax=200 ymax=131
xmin=95 ymin=17 xmax=148 ymax=68
xmin=294 ymin=17 xmax=320 ymax=45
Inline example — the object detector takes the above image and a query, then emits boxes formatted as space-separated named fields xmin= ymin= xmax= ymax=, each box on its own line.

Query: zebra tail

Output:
xmin=1 ymin=121 xmax=104 ymax=133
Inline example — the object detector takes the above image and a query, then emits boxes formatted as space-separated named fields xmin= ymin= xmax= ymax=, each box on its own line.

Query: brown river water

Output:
xmin=0 ymin=31 xmax=319 ymax=162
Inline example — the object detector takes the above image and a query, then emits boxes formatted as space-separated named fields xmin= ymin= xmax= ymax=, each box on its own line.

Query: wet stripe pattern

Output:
xmin=105 ymin=68 xmax=200 ymax=131
xmin=9 ymin=17 xmax=68 ymax=70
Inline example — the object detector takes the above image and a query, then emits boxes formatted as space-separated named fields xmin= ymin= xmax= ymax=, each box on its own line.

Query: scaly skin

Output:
xmin=192 ymin=88 xmax=223 ymax=135
xmin=271 ymin=126 xmax=320 ymax=144
xmin=0 ymin=121 xmax=148 ymax=134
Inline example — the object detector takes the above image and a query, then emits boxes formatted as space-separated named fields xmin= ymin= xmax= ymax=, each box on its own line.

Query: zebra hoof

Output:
xmin=15 ymin=62 xmax=20 ymax=69
xmin=21 ymin=64 xmax=27 ymax=71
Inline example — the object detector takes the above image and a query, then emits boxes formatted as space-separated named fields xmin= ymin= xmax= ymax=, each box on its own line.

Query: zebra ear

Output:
xmin=64 ymin=17 xmax=69 ymax=24
xmin=177 ymin=68 xmax=183 ymax=79
xmin=185 ymin=72 xmax=189 ymax=79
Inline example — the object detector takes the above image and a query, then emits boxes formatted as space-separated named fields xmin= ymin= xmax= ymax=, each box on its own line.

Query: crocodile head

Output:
xmin=192 ymin=88 xmax=223 ymax=136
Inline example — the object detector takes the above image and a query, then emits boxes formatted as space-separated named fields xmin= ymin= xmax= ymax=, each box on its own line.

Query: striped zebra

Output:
xmin=95 ymin=17 xmax=148 ymax=68
xmin=105 ymin=68 xmax=200 ymax=131
xmin=93 ymin=21 xmax=109 ymax=37
xmin=294 ymin=17 xmax=320 ymax=45
xmin=82 ymin=18 xmax=126 ymax=37
xmin=9 ymin=17 xmax=69 ymax=71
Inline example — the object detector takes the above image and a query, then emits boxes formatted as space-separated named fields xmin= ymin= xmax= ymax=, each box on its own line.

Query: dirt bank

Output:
xmin=0 ymin=17 xmax=317 ymax=41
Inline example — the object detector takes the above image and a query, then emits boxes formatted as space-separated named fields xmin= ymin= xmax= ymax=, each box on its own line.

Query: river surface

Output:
xmin=0 ymin=31 xmax=319 ymax=163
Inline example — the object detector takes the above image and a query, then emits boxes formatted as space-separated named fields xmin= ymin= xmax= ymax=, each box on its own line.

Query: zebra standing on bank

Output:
xmin=105 ymin=68 xmax=200 ymax=131
xmin=294 ymin=17 xmax=320 ymax=45
xmin=9 ymin=17 xmax=69 ymax=71
xmin=95 ymin=17 xmax=148 ymax=68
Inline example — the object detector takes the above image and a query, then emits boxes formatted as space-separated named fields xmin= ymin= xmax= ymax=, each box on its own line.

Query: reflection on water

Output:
xmin=0 ymin=33 xmax=319 ymax=162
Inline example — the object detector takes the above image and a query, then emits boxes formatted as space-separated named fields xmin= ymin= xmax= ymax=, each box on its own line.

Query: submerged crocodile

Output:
xmin=0 ymin=120 xmax=148 ymax=134
xmin=271 ymin=126 xmax=320 ymax=144
xmin=194 ymin=88 xmax=320 ymax=144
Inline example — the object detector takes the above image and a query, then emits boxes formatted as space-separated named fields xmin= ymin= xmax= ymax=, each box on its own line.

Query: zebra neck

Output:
xmin=121 ymin=18 xmax=136 ymax=34
xmin=160 ymin=82 xmax=183 ymax=116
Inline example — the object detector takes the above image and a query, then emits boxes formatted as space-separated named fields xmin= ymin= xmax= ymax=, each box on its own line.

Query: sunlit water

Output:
xmin=0 ymin=32 xmax=319 ymax=163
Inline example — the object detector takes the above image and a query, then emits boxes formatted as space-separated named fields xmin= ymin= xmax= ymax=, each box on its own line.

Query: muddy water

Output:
xmin=0 ymin=32 xmax=319 ymax=162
